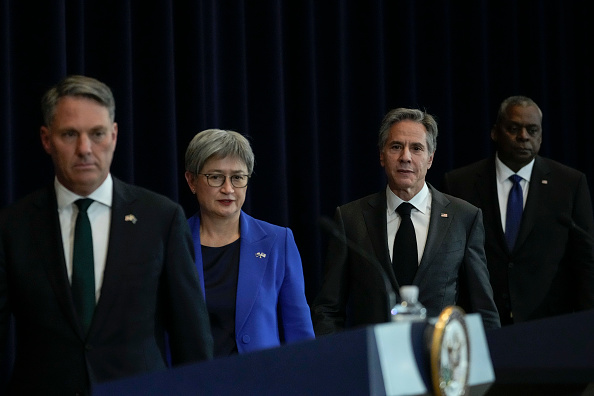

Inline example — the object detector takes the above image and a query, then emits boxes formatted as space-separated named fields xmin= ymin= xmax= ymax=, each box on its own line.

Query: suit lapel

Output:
xmin=514 ymin=156 xmax=549 ymax=251
xmin=362 ymin=192 xmax=398 ymax=291
xmin=475 ymin=158 xmax=509 ymax=253
xmin=235 ymin=212 xmax=273 ymax=332
xmin=417 ymin=185 xmax=451 ymax=277
xmin=188 ymin=211 xmax=273 ymax=332
xmin=188 ymin=214 xmax=206 ymax=297
xmin=36 ymin=186 xmax=82 ymax=334
xmin=89 ymin=178 xmax=137 ymax=336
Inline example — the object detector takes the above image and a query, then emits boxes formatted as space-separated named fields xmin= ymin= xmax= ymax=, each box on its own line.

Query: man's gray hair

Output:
xmin=378 ymin=107 xmax=438 ymax=153
xmin=41 ymin=75 xmax=116 ymax=126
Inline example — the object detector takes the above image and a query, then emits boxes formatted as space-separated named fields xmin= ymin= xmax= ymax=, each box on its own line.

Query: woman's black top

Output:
xmin=201 ymin=239 xmax=241 ymax=357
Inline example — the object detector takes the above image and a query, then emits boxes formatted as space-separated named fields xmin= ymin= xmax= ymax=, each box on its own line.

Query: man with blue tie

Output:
xmin=443 ymin=95 xmax=594 ymax=325
xmin=0 ymin=75 xmax=213 ymax=395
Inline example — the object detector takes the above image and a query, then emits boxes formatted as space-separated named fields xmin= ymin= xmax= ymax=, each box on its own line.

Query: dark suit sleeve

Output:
xmin=460 ymin=208 xmax=501 ymax=330
xmin=311 ymin=208 xmax=349 ymax=335
xmin=162 ymin=205 xmax=213 ymax=363
xmin=0 ymin=226 xmax=10 ymax=390
xmin=567 ymin=174 xmax=594 ymax=310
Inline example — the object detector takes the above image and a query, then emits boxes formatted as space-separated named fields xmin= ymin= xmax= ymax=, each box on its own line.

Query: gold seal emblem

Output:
xmin=429 ymin=306 xmax=470 ymax=396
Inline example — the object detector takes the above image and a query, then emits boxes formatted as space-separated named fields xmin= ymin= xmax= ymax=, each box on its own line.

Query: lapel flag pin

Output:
xmin=541 ymin=180 xmax=548 ymax=184
xmin=441 ymin=213 xmax=448 ymax=217
xmin=125 ymin=214 xmax=138 ymax=224
xmin=255 ymin=252 xmax=266 ymax=258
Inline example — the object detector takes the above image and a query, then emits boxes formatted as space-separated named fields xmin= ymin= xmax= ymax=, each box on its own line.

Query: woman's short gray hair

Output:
xmin=185 ymin=129 xmax=255 ymax=175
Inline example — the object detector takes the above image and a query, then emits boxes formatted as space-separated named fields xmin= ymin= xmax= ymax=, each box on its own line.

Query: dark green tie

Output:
xmin=72 ymin=198 xmax=95 ymax=334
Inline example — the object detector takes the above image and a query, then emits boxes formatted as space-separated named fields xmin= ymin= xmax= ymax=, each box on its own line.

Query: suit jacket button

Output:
xmin=508 ymin=262 xmax=514 ymax=269
xmin=241 ymin=335 xmax=251 ymax=344
xmin=85 ymin=344 xmax=93 ymax=351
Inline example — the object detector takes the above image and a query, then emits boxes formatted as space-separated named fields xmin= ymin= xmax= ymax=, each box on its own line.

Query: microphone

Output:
xmin=558 ymin=216 xmax=594 ymax=245
xmin=319 ymin=215 xmax=397 ymax=320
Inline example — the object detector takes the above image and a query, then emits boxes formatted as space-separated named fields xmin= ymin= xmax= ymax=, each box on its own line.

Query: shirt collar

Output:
xmin=55 ymin=174 xmax=114 ymax=210
xmin=495 ymin=153 xmax=535 ymax=183
xmin=386 ymin=182 xmax=429 ymax=214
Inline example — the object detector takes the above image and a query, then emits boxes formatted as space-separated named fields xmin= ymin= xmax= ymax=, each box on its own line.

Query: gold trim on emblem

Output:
xmin=430 ymin=306 xmax=470 ymax=396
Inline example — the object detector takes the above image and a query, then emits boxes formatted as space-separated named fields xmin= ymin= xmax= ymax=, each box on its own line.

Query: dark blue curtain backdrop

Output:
xmin=1 ymin=0 xmax=593 ymax=305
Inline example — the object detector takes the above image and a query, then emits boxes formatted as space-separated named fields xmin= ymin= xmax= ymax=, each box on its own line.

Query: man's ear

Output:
xmin=40 ymin=126 xmax=52 ymax=154
xmin=112 ymin=122 xmax=118 ymax=147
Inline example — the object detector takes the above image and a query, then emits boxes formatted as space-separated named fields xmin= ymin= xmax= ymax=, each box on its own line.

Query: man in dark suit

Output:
xmin=442 ymin=95 xmax=594 ymax=325
xmin=312 ymin=108 xmax=500 ymax=334
xmin=0 ymin=75 xmax=213 ymax=395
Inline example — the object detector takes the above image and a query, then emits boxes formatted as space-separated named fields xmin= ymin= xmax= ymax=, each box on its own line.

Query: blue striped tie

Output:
xmin=505 ymin=175 xmax=523 ymax=250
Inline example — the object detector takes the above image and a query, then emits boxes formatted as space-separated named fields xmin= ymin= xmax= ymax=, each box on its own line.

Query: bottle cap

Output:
xmin=400 ymin=285 xmax=419 ymax=303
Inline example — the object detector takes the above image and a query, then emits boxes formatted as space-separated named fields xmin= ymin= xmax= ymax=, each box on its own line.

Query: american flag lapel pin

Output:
xmin=441 ymin=213 xmax=448 ymax=218
xmin=542 ymin=179 xmax=548 ymax=184
xmin=125 ymin=214 xmax=138 ymax=224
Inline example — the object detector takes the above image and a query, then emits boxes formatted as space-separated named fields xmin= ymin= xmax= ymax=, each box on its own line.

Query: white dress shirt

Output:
xmin=56 ymin=174 xmax=113 ymax=302
xmin=495 ymin=154 xmax=533 ymax=231
xmin=386 ymin=183 xmax=432 ymax=264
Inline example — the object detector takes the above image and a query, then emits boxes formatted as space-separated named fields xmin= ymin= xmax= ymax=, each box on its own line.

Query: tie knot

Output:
xmin=397 ymin=202 xmax=414 ymax=217
xmin=75 ymin=198 xmax=94 ymax=213
xmin=509 ymin=174 xmax=522 ymax=185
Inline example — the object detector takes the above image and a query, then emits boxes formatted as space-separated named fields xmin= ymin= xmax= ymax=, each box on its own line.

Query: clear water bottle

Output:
xmin=390 ymin=285 xmax=427 ymax=322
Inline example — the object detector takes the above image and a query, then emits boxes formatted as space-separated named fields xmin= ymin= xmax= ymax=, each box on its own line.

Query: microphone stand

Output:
xmin=319 ymin=216 xmax=397 ymax=322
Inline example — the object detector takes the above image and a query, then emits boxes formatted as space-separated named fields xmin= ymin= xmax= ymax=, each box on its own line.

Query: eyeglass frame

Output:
xmin=197 ymin=173 xmax=250 ymax=188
